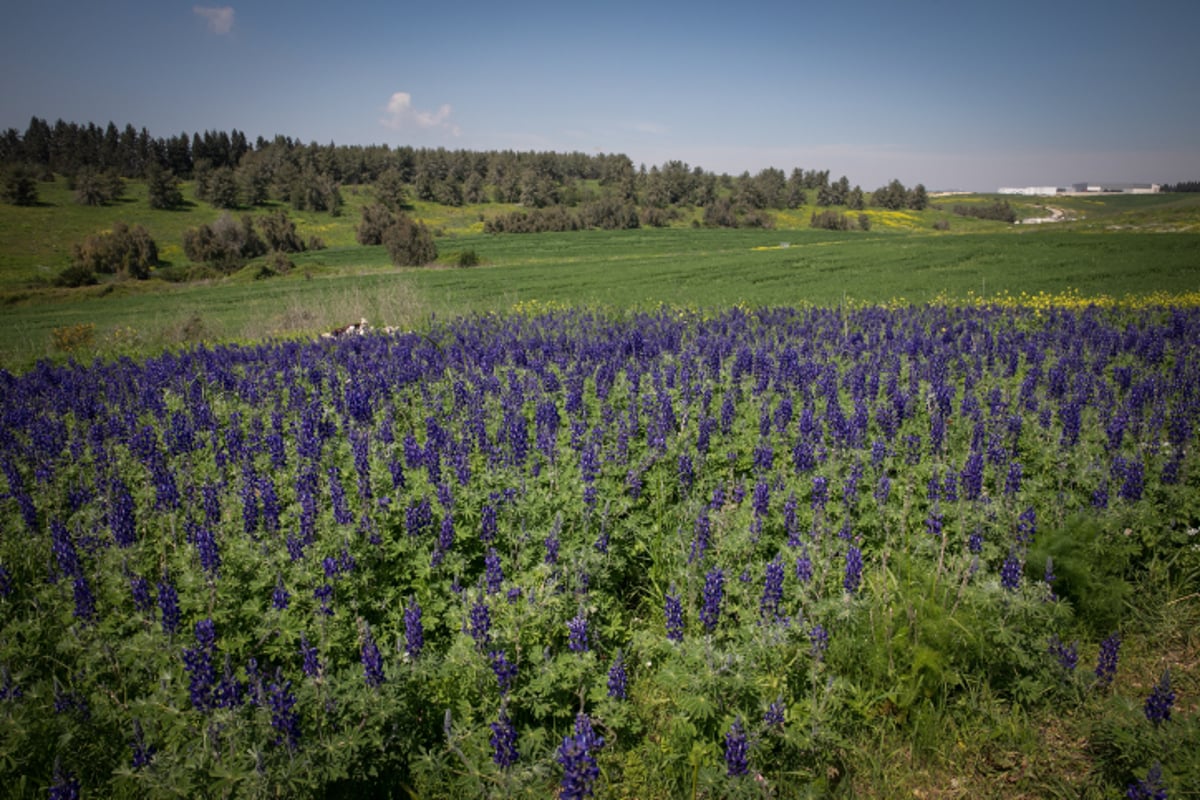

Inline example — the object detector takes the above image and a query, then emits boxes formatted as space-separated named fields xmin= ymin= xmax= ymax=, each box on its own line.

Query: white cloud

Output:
xmin=194 ymin=6 xmax=235 ymax=35
xmin=381 ymin=92 xmax=461 ymax=136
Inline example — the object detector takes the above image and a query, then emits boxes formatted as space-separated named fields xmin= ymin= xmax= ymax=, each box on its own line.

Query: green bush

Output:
xmin=71 ymin=221 xmax=158 ymax=279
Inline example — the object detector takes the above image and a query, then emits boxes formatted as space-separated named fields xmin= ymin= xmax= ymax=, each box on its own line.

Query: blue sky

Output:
xmin=2 ymin=0 xmax=1198 ymax=191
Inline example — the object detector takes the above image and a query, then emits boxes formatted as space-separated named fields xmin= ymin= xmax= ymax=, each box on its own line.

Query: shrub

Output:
xmin=257 ymin=209 xmax=306 ymax=253
xmin=54 ymin=264 xmax=99 ymax=288
xmin=702 ymin=198 xmax=738 ymax=228
xmin=383 ymin=213 xmax=437 ymax=266
xmin=145 ymin=164 xmax=184 ymax=210
xmin=455 ymin=249 xmax=480 ymax=268
xmin=740 ymin=209 xmax=775 ymax=229
xmin=933 ymin=219 xmax=951 ymax=231
xmin=50 ymin=323 xmax=95 ymax=352
xmin=71 ymin=221 xmax=158 ymax=279
xmin=953 ymin=200 xmax=1016 ymax=223
xmin=71 ymin=167 xmax=124 ymax=206
xmin=183 ymin=213 xmax=267 ymax=273
xmin=356 ymin=203 xmax=394 ymax=245
xmin=810 ymin=210 xmax=852 ymax=230
xmin=579 ymin=197 xmax=640 ymax=230
xmin=1 ymin=165 xmax=39 ymax=206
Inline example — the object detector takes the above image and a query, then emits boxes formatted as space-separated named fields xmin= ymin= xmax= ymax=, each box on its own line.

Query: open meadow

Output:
xmin=1 ymin=185 xmax=1198 ymax=798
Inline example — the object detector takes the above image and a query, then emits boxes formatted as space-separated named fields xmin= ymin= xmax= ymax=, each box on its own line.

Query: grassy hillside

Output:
xmin=2 ymin=182 xmax=1199 ymax=370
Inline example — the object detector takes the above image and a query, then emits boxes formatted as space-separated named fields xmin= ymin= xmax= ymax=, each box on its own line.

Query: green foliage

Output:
xmin=374 ymin=168 xmax=409 ymax=212
xmin=810 ymin=210 xmax=854 ymax=230
xmin=71 ymin=167 xmax=124 ymax=206
xmin=355 ymin=202 xmax=394 ymax=245
xmin=953 ymin=199 xmax=1017 ymax=223
xmin=71 ymin=220 xmax=158 ymax=279
xmin=1 ymin=165 xmax=39 ymax=206
xmin=257 ymin=209 xmax=306 ymax=253
xmin=454 ymin=249 xmax=480 ymax=268
xmin=182 ymin=212 xmax=267 ymax=272
xmin=1026 ymin=515 xmax=1132 ymax=636
xmin=382 ymin=212 xmax=437 ymax=265
xmin=144 ymin=164 xmax=183 ymax=210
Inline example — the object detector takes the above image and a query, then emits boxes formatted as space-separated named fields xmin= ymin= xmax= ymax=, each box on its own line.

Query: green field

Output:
xmin=2 ymin=181 xmax=1199 ymax=370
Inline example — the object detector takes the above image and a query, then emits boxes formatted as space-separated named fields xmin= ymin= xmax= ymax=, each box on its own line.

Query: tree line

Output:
xmin=1 ymin=117 xmax=929 ymax=221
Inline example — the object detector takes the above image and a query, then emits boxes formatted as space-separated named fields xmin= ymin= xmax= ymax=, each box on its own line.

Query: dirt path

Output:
xmin=1018 ymin=206 xmax=1069 ymax=224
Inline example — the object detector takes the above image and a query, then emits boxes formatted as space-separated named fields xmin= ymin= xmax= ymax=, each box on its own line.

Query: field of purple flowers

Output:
xmin=1 ymin=304 xmax=1197 ymax=797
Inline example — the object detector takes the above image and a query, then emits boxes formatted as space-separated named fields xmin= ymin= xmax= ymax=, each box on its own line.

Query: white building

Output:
xmin=1070 ymin=182 xmax=1160 ymax=194
xmin=998 ymin=186 xmax=1062 ymax=196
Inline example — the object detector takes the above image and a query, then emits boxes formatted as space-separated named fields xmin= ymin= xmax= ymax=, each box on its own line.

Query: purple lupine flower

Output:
xmin=1000 ymin=551 xmax=1023 ymax=591
xmin=1125 ymin=762 xmax=1167 ymax=800
xmin=664 ymin=586 xmax=684 ymax=642
xmin=491 ymin=709 xmax=519 ymax=768
xmin=607 ymin=651 xmax=627 ymax=700
xmin=1043 ymin=556 xmax=1057 ymax=600
xmin=299 ymin=634 xmax=322 ymax=678
xmin=810 ymin=623 xmax=829 ymax=660
xmin=72 ymin=574 xmax=96 ymax=623
xmin=795 ymin=550 xmax=813 ymax=583
xmin=761 ymin=556 xmax=785 ymax=619
xmin=468 ymin=597 xmax=492 ymax=650
xmin=811 ymin=476 xmax=828 ymax=512
xmin=360 ymin=622 xmax=385 ymax=689
xmin=764 ymin=697 xmax=785 ymax=729
xmin=484 ymin=548 xmax=504 ymax=594
xmin=1095 ymin=632 xmax=1120 ymax=688
xmin=194 ymin=524 xmax=220 ymax=579
xmin=480 ymin=502 xmax=497 ymax=544
xmin=182 ymin=618 xmax=217 ymax=711
xmin=157 ymin=575 xmax=181 ymax=635
xmin=129 ymin=573 xmax=152 ymax=614
xmin=689 ymin=510 xmax=711 ymax=564
xmin=431 ymin=514 xmax=455 ymax=567
xmin=752 ymin=479 xmax=770 ymax=518
xmin=109 ymin=477 xmax=136 ymax=547
xmin=48 ymin=762 xmax=80 ymax=800
xmin=267 ymin=669 xmax=300 ymax=750
xmin=1048 ymin=635 xmax=1078 ymax=673
xmin=968 ymin=529 xmax=984 ymax=554
xmin=960 ymin=451 xmax=984 ymax=501
xmin=677 ymin=453 xmax=694 ymax=492
xmin=700 ymin=568 xmax=724 ymax=633
xmin=328 ymin=466 xmax=353 ymax=526
xmin=1119 ymin=460 xmax=1144 ymax=502
xmin=724 ymin=717 xmax=749 ymax=777
xmin=314 ymin=583 xmax=334 ymax=616
xmin=1005 ymin=461 xmax=1023 ymax=496
xmin=557 ymin=714 xmax=603 ymax=800
xmin=490 ymin=650 xmax=517 ymax=694
xmin=874 ymin=474 xmax=891 ymax=507
xmin=272 ymin=576 xmax=290 ymax=611
xmin=214 ymin=655 xmax=244 ymax=709
xmin=0 ymin=564 xmax=11 ymax=599
xmin=567 ymin=614 xmax=589 ymax=653
xmin=51 ymin=519 xmax=79 ymax=580
xmin=844 ymin=546 xmax=863 ymax=594
xmin=1143 ymin=670 xmax=1175 ymax=726
xmin=130 ymin=719 xmax=155 ymax=768
xmin=1016 ymin=506 xmax=1037 ymax=547
xmin=404 ymin=597 xmax=424 ymax=657
xmin=544 ymin=517 xmax=561 ymax=565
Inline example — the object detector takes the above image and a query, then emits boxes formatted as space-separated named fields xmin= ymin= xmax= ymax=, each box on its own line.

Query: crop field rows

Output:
xmin=1 ymin=303 xmax=1197 ymax=797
